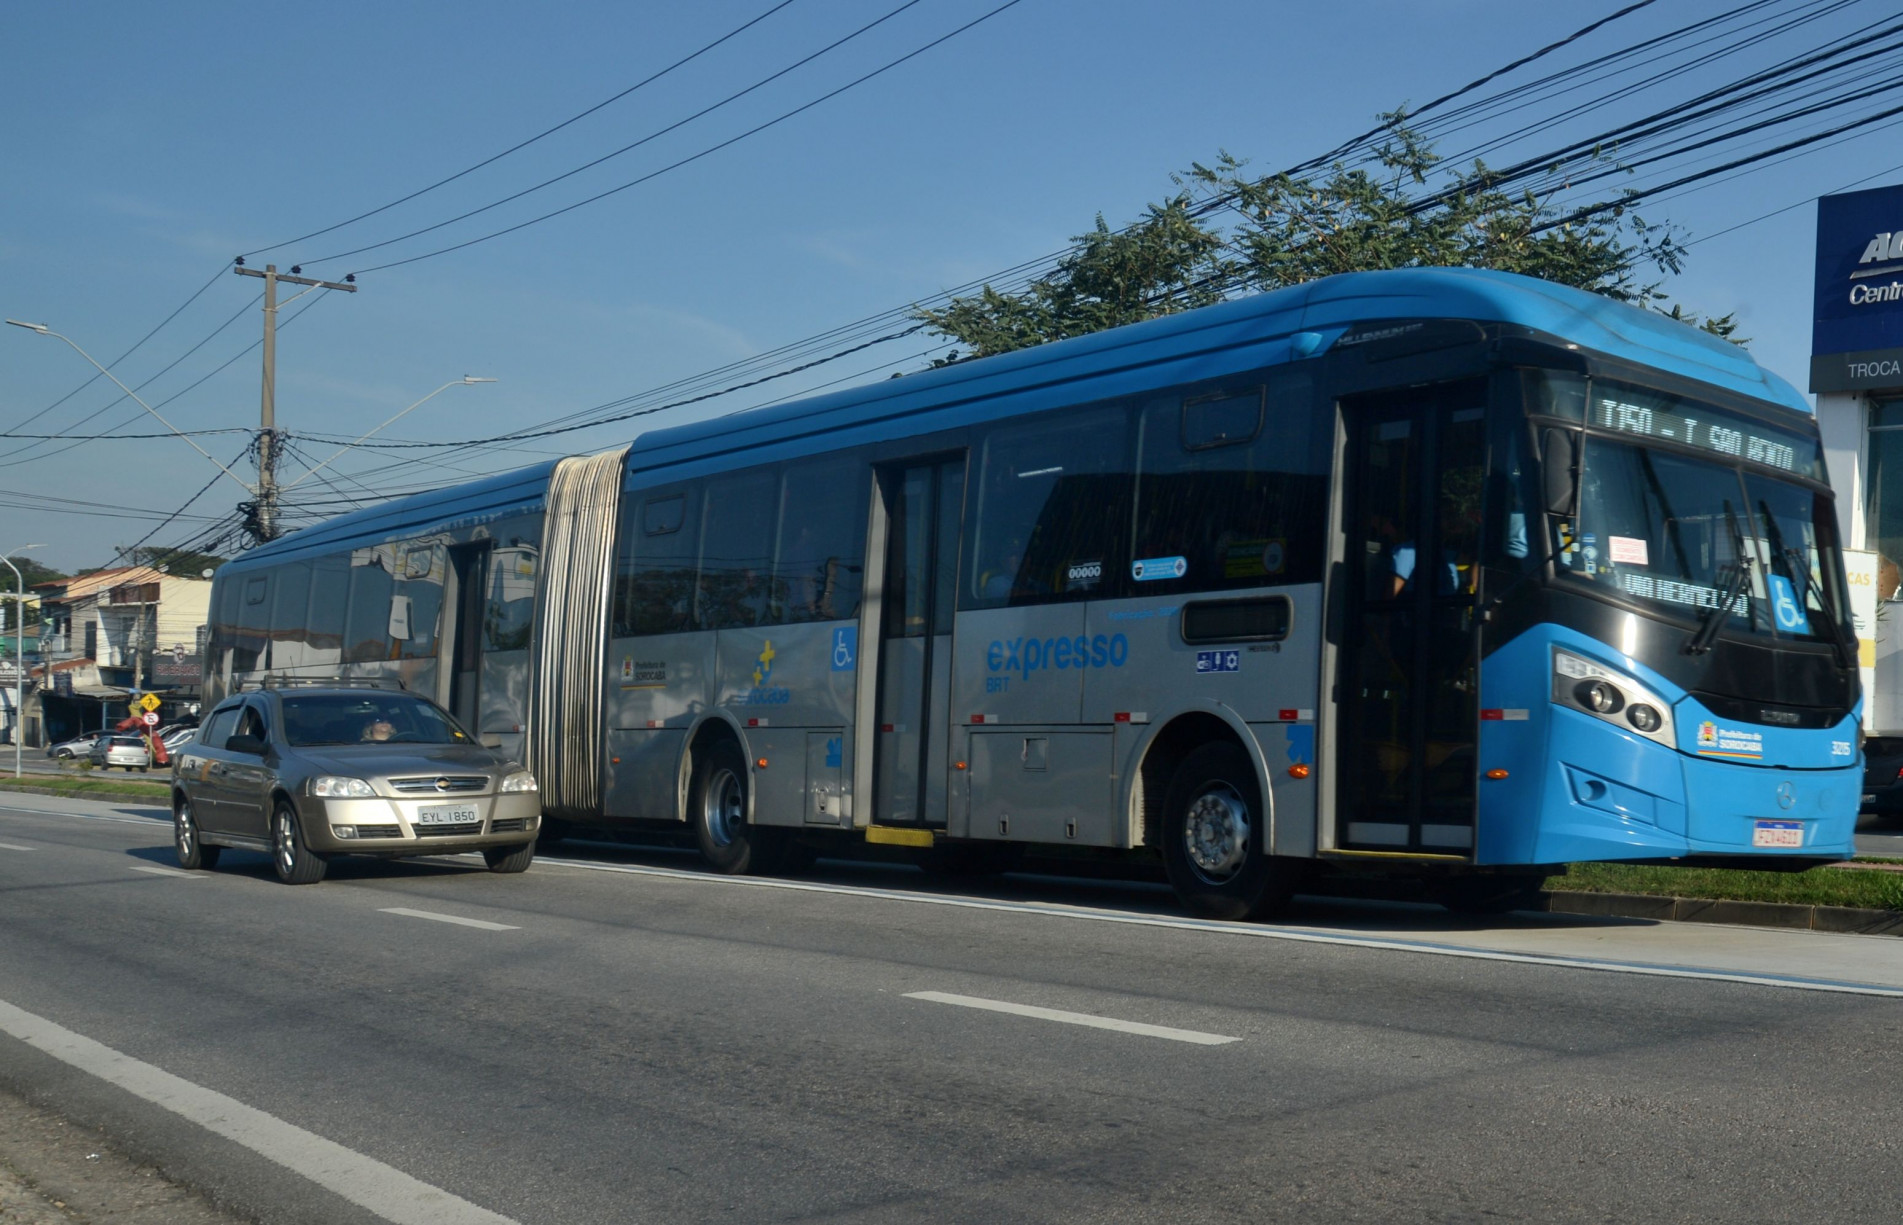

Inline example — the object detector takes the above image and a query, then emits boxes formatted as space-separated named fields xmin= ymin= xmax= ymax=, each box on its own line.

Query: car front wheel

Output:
xmin=271 ymin=801 xmax=328 ymax=885
xmin=483 ymin=842 xmax=536 ymax=873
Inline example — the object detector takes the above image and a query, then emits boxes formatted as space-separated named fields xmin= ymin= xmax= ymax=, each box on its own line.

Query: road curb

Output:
xmin=1544 ymin=890 xmax=1903 ymax=937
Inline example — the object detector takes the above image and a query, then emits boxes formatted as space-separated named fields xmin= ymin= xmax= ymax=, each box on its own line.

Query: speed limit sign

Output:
xmin=142 ymin=711 xmax=161 ymax=727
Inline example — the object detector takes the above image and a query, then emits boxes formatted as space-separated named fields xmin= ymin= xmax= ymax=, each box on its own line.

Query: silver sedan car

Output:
xmin=170 ymin=686 xmax=541 ymax=884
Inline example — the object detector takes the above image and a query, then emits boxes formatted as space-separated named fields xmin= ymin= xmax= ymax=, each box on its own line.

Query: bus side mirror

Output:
xmin=1541 ymin=428 xmax=1577 ymax=517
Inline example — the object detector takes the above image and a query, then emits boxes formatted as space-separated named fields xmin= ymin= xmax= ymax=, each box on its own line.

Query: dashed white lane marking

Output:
xmin=0 ymin=997 xmax=518 ymax=1225
xmin=0 ymin=842 xmax=35 ymax=851
xmin=131 ymin=865 xmax=198 ymax=879
xmin=906 ymin=991 xmax=1239 ymax=1045
xmin=379 ymin=907 xmax=519 ymax=932
xmin=536 ymin=856 xmax=1903 ymax=999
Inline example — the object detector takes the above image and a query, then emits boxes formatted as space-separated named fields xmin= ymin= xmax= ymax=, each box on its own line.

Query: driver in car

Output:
xmin=362 ymin=718 xmax=396 ymax=742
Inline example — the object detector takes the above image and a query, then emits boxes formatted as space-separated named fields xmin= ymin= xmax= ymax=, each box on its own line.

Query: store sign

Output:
xmin=1812 ymin=183 xmax=1903 ymax=392
xmin=152 ymin=652 xmax=201 ymax=684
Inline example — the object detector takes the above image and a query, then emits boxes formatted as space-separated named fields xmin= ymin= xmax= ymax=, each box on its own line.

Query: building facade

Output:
xmin=32 ymin=566 xmax=211 ymax=742
xmin=1813 ymin=182 xmax=1903 ymax=733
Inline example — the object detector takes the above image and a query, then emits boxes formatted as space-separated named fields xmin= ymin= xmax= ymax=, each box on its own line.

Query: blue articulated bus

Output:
xmin=201 ymin=267 xmax=1861 ymax=919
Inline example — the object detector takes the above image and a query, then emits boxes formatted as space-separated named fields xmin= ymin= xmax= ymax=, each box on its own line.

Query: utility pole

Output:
xmin=232 ymin=260 xmax=357 ymax=543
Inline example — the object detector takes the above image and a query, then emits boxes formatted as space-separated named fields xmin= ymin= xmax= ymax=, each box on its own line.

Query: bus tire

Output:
xmin=1161 ymin=742 xmax=1293 ymax=921
xmin=691 ymin=740 xmax=787 ymax=875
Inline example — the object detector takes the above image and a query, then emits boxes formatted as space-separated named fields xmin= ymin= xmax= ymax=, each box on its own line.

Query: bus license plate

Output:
xmin=416 ymin=804 xmax=480 ymax=826
xmin=1752 ymin=819 xmax=1802 ymax=848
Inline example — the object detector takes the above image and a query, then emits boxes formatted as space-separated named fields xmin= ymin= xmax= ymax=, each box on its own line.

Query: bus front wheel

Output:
xmin=1161 ymin=742 xmax=1294 ymax=921
xmin=691 ymin=740 xmax=789 ymax=875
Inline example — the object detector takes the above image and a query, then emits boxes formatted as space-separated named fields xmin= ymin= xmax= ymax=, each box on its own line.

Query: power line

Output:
xmin=244 ymin=1 xmax=803 ymax=257
xmin=304 ymin=0 xmax=929 ymax=267
xmin=341 ymin=0 xmax=1027 ymax=276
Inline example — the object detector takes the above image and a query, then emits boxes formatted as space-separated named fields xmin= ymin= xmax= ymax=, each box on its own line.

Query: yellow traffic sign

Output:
xmin=139 ymin=692 xmax=161 ymax=713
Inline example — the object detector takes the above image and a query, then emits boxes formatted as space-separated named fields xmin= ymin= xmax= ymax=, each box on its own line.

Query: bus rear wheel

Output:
xmin=1161 ymin=742 xmax=1294 ymax=921
xmin=691 ymin=740 xmax=790 ymax=875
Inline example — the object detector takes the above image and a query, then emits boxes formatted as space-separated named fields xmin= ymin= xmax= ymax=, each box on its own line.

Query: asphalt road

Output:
xmin=3 ymin=795 xmax=1902 ymax=1225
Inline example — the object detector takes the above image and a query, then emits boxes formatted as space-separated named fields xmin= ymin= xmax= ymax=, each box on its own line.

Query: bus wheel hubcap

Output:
xmin=705 ymin=769 xmax=743 ymax=847
xmin=1185 ymin=787 xmax=1249 ymax=880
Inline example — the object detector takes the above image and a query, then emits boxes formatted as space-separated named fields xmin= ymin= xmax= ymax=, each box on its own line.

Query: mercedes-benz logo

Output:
xmin=434 ymin=777 xmax=451 ymax=793
xmin=1775 ymin=781 xmax=1796 ymax=810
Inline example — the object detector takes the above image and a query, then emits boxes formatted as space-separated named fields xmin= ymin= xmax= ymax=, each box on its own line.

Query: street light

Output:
xmin=1 ymin=544 xmax=45 ymax=779
xmin=282 ymin=377 xmax=498 ymax=492
xmin=5 ymin=319 xmax=255 ymax=496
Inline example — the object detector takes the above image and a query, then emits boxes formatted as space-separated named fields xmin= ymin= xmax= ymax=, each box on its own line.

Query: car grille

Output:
xmin=415 ymin=822 xmax=483 ymax=837
xmin=389 ymin=775 xmax=488 ymax=794
xmin=354 ymin=824 xmax=402 ymax=839
xmin=490 ymin=818 xmax=529 ymax=833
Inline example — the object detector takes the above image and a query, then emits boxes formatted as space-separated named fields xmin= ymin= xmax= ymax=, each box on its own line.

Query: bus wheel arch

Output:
xmin=1133 ymin=711 xmax=1274 ymax=848
xmin=1139 ymin=714 xmax=1295 ymax=921
xmin=684 ymin=719 xmax=790 ymax=876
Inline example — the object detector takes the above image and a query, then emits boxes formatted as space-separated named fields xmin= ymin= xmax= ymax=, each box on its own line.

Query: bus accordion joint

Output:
xmin=1287 ymin=764 xmax=1310 ymax=779
xmin=1485 ymin=768 xmax=1509 ymax=781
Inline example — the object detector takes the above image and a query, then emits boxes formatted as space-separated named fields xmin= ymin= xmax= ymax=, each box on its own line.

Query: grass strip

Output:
xmin=1550 ymin=861 xmax=1903 ymax=913
xmin=0 ymin=776 xmax=172 ymax=800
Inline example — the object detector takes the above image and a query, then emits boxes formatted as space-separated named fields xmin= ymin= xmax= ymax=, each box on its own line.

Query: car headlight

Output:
xmin=311 ymin=776 xmax=375 ymax=798
xmin=499 ymin=771 xmax=538 ymax=793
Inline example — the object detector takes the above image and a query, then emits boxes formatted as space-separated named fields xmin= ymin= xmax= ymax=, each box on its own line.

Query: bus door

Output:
xmin=872 ymin=457 xmax=965 ymax=826
xmin=1336 ymin=382 xmax=1486 ymax=854
xmin=444 ymin=542 xmax=491 ymax=731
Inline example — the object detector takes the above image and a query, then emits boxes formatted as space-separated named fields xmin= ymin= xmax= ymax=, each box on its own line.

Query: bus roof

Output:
xmin=227 ymin=268 xmax=1805 ymax=571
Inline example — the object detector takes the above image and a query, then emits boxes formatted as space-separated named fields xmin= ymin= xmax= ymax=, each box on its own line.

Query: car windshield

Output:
xmin=1563 ymin=436 xmax=1844 ymax=642
xmin=279 ymin=694 xmax=472 ymax=747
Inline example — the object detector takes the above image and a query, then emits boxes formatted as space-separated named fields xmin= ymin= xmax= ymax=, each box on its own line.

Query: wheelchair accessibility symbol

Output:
xmin=1767 ymin=575 xmax=1810 ymax=635
xmin=831 ymin=626 xmax=858 ymax=671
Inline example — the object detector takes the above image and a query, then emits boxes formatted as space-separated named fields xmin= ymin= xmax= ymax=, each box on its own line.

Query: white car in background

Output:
xmin=89 ymin=734 xmax=152 ymax=772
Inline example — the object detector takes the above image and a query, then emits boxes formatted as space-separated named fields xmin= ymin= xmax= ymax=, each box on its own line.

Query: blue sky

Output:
xmin=3 ymin=0 xmax=1898 ymax=573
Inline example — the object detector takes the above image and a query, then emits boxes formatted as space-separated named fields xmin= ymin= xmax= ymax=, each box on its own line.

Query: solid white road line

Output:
xmin=0 ymin=998 xmax=518 ymax=1225
xmin=906 ymin=991 xmax=1240 ymax=1045
xmin=379 ymin=907 xmax=519 ymax=932
xmin=536 ymin=856 xmax=1903 ymax=999
xmin=0 ymin=842 xmax=35 ymax=851
xmin=131 ymin=865 xmax=198 ymax=879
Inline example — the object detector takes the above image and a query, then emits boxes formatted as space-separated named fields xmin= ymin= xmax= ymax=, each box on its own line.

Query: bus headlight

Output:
xmin=1552 ymin=649 xmax=1675 ymax=748
xmin=1576 ymin=679 xmax=1623 ymax=714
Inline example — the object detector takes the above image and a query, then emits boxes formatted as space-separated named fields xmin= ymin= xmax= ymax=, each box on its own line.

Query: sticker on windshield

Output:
xmin=1767 ymin=574 xmax=1811 ymax=635
xmin=1608 ymin=536 xmax=1649 ymax=566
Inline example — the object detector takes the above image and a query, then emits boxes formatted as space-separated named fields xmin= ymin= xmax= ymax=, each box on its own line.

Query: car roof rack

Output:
xmin=241 ymin=675 xmax=409 ymax=692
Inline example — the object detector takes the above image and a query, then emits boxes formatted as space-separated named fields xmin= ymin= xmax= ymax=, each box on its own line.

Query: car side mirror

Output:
xmin=225 ymin=733 xmax=266 ymax=756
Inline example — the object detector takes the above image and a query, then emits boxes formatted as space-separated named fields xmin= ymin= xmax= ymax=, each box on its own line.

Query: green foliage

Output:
xmin=10 ymin=557 xmax=66 ymax=589
xmin=918 ymin=113 xmax=1741 ymax=359
xmin=1553 ymin=861 xmax=1903 ymax=912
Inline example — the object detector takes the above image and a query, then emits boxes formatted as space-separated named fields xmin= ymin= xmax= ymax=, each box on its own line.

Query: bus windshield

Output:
xmin=1562 ymin=435 xmax=1844 ymax=643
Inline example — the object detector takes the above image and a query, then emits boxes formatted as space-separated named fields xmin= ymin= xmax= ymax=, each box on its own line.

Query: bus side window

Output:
xmin=305 ymin=554 xmax=349 ymax=668
xmin=698 ymin=471 xmax=780 ymax=630
xmin=967 ymin=403 xmax=1130 ymax=607
xmin=234 ymin=572 xmax=272 ymax=672
xmin=270 ymin=562 xmax=313 ymax=667
xmin=396 ymin=543 xmax=445 ymax=659
xmin=484 ymin=545 xmax=536 ymax=651
xmin=1132 ymin=372 xmax=1325 ymax=592
xmin=615 ymin=485 xmax=701 ymax=636
xmin=344 ymin=549 xmax=395 ymax=662
xmin=775 ymin=457 xmax=868 ymax=623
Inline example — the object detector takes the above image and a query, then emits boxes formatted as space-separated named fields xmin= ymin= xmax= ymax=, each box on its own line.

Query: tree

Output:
xmin=917 ymin=115 xmax=1737 ymax=360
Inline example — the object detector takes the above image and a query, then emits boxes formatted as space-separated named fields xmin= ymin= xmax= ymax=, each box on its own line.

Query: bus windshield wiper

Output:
xmin=1686 ymin=504 xmax=1749 ymax=656
xmin=1783 ymin=545 xmax=1854 ymax=669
